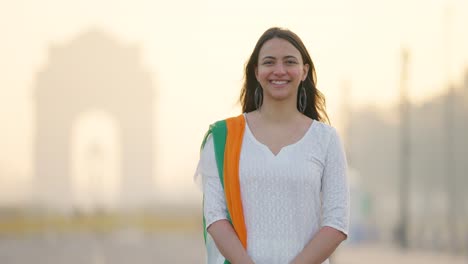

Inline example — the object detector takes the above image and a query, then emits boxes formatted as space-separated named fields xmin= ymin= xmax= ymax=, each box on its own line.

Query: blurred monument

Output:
xmin=33 ymin=29 xmax=155 ymax=212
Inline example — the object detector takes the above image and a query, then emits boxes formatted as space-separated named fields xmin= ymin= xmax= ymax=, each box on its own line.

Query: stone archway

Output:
xmin=33 ymin=29 xmax=155 ymax=211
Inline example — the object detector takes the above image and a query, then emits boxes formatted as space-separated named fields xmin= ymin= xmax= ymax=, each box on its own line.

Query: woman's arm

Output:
xmin=200 ymin=136 xmax=254 ymax=264
xmin=290 ymin=226 xmax=346 ymax=264
xmin=292 ymin=128 xmax=350 ymax=263
xmin=207 ymin=220 xmax=254 ymax=264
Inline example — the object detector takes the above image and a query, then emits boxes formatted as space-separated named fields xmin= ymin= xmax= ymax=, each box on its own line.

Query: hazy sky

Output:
xmin=0 ymin=0 xmax=467 ymax=204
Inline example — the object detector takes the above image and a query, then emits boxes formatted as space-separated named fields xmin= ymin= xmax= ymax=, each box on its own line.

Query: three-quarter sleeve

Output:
xmin=199 ymin=135 xmax=229 ymax=228
xmin=321 ymin=128 xmax=350 ymax=237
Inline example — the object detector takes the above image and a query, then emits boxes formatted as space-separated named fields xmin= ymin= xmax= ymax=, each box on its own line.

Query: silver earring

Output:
xmin=254 ymin=85 xmax=263 ymax=109
xmin=299 ymin=84 xmax=307 ymax=113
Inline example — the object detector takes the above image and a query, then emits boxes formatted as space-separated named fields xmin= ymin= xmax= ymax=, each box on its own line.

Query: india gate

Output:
xmin=33 ymin=29 xmax=155 ymax=211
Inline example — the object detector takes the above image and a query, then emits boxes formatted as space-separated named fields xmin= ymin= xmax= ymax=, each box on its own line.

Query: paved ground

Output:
xmin=0 ymin=230 xmax=205 ymax=264
xmin=334 ymin=243 xmax=468 ymax=264
xmin=1 ymin=231 xmax=466 ymax=264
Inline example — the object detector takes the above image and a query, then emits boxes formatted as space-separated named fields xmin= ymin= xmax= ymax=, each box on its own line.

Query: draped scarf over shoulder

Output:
xmin=200 ymin=115 xmax=247 ymax=263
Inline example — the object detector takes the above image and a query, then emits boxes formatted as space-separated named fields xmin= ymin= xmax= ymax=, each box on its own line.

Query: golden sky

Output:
xmin=0 ymin=0 xmax=467 ymax=204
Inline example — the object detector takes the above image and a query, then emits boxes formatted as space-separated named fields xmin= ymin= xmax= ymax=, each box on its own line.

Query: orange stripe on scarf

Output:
xmin=224 ymin=115 xmax=247 ymax=249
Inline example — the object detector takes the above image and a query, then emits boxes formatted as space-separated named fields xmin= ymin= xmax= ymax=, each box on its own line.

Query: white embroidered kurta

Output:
xmin=196 ymin=119 xmax=349 ymax=264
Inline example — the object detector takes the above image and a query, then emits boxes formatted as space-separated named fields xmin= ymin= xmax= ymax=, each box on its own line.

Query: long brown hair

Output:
xmin=239 ymin=27 xmax=329 ymax=123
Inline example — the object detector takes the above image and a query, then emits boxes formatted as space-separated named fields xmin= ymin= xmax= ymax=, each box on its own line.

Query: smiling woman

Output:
xmin=195 ymin=27 xmax=349 ymax=264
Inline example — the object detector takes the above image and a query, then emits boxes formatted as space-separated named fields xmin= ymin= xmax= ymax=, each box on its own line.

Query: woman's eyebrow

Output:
xmin=261 ymin=55 xmax=276 ymax=60
xmin=261 ymin=55 xmax=298 ymax=60
xmin=283 ymin=55 xmax=298 ymax=60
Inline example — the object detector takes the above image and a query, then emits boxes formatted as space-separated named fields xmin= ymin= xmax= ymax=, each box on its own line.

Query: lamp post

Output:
xmin=397 ymin=48 xmax=410 ymax=249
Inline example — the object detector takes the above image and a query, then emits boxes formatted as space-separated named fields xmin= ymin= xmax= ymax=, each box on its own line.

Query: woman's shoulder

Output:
xmin=311 ymin=119 xmax=337 ymax=137
xmin=202 ymin=114 xmax=244 ymax=147
xmin=310 ymin=119 xmax=342 ymax=146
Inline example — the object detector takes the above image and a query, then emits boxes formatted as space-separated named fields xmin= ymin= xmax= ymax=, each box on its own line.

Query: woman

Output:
xmin=195 ymin=27 xmax=349 ymax=264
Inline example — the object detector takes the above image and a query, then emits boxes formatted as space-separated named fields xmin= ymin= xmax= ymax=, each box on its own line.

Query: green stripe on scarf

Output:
xmin=200 ymin=120 xmax=232 ymax=264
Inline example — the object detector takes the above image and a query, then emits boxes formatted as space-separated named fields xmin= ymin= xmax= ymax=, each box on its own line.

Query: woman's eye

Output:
xmin=263 ymin=60 xmax=274 ymax=65
xmin=286 ymin=60 xmax=298 ymax=64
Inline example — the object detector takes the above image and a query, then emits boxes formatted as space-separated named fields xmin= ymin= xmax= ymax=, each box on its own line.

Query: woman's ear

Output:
xmin=302 ymin=64 xmax=310 ymax=81
xmin=254 ymin=65 xmax=259 ymax=81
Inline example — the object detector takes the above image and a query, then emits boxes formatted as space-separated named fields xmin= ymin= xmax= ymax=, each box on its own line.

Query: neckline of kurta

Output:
xmin=242 ymin=113 xmax=316 ymax=157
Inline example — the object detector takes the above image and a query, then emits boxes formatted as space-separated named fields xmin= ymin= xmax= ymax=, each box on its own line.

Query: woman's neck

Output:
xmin=256 ymin=99 xmax=302 ymax=124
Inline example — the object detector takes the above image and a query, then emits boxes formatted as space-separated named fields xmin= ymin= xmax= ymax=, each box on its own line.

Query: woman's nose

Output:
xmin=273 ymin=63 xmax=286 ymax=75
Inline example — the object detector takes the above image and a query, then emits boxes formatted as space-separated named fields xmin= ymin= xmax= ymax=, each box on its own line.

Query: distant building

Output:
xmin=347 ymin=69 xmax=468 ymax=251
xmin=33 ymin=29 xmax=156 ymax=212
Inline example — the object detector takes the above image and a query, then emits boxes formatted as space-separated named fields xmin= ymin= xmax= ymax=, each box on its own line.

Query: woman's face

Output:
xmin=255 ymin=37 xmax=309 ymax=105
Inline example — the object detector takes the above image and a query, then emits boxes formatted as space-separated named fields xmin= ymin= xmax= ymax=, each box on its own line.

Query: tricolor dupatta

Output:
xmin=200 ymin=115 xmax=247 ymax=264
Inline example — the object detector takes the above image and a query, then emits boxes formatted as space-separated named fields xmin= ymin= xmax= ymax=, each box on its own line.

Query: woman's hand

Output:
xmin=289 ymin=226 xmax=346 ymax=264
xmin=207 ymin=219 xmax=255 ymax=264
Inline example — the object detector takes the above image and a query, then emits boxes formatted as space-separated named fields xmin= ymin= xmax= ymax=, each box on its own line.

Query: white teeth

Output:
xmin=271 ymin=80 xmax=287 ymax=84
